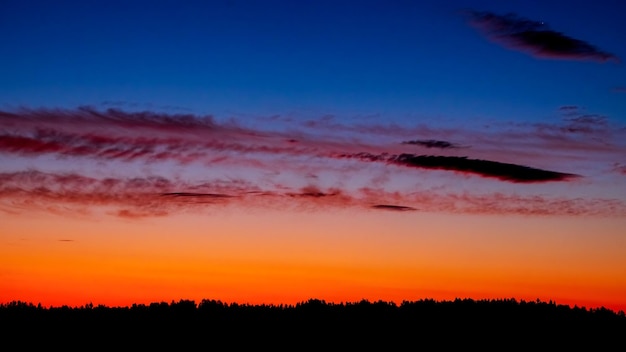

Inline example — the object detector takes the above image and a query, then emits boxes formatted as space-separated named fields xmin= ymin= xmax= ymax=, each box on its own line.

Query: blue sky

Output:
xmin=2 ymin=0 xmax=625 ymax=126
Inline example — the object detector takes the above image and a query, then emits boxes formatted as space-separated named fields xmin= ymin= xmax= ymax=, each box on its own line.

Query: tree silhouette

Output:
xmin=1 ymin=298 xmax=624 ymax=349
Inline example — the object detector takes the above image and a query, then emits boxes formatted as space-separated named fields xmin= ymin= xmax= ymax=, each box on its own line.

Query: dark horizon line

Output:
xmin=2 ymin=296 xmax=624 ymax=315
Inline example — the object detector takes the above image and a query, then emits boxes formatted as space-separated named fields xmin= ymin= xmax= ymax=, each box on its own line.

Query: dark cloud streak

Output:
xmin=371 ymin=204 xmax=417 ymax=211
xmin=339 ymin=152 xmax=579 ymax=183
xmin=401 ymin=139 xmax=462 ymax=149
xmin=466 ymin=10 xmax=619 ymax=62
xmin=161 ymin=192 xmax=233 ymax=198
xmin=392 ymin=154 xmax=579 ymax=183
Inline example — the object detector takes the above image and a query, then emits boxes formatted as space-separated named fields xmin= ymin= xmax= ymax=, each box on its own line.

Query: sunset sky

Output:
xmin=2 ymin=0 xmax=626 ymax=313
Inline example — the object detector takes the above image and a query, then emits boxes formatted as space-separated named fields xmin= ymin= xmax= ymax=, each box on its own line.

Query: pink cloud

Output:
xmin=3 ymin=106 xmax=622 ymax=159
xmin=2 ymin=106 xmax=626 ymax=219
xmin=1 ymin=170 xmax=624 ymax=218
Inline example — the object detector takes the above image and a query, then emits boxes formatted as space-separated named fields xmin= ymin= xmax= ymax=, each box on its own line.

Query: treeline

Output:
xmin=3 ymin=296 xmax=624 ymax=315
xmin=3 ymin=297 xmax=623 ymax=320
xmin=2 ymin=298 xmax=624 ymax=349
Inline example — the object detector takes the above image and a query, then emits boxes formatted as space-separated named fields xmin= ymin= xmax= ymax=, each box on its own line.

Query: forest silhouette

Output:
xmin=2 ymin=297 xmax=624 ymax=349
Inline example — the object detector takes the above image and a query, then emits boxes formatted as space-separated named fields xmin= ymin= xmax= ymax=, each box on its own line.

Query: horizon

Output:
xmin=2 ymin=0 xmax=626 ymax=314
xmin=5 ymin=296 xmax=625 ymax=316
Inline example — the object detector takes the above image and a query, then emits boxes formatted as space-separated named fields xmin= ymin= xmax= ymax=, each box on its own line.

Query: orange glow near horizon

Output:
xmin=2 ymin=207 xmax=625 ymax=313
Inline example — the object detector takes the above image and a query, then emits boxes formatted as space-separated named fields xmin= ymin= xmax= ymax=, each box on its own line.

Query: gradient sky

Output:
xmin=2 ymin=0 xmax=626 ymax=312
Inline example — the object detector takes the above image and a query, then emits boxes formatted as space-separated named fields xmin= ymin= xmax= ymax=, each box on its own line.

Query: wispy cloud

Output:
xmin=613 ymin=164 xmax=626 ymax=176
xmin=466 ymin=10 xmax=619 ymax=62
xmin=1 ymin=107 xmax=581 ymax=183
xmin=1 ymin=106 xmax=625 ymax=218
xmin=1 ymin=170 xmax=623 ymax=217
xmin=286 ymin=186 xmax=341 ymax=198
xmin=559 ymin=105 xmax=580 ymax=111
xmin=101 ymin=100 xmax=193 ymax=112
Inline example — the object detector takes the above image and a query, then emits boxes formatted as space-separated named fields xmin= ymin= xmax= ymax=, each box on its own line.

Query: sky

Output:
xmin=1 ymin=0 xmax=626 ymax=312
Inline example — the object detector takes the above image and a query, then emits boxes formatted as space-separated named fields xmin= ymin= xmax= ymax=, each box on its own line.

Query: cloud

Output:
xmin=0 ymin=170 xmax=356 ymax=217
xmin=466 ymin=10 xmax=619 ymax=62
xmin=550 ymin=106 xmax=610 ymax=136
xmin=0 ymin=170 xmax=239 ymax=217
xmin=2 ymin=106 xmax=619 ymax=161
xmin=392 ymin=154 xmax=579 ymax=182
xmin=558 ymin=105 xmax=580 ymax=112
xmin=371 ymin=204 xmax=417 ymax=211
xmin=1 ymin=107 xmax=582 ymax=184
xmin=613 ymin=164 xmax=626 ymax=175
xmin=401 ymin=139 xmax=462 ymax=149
xmin=438 ymin=191 xmax=625 ymax=217
xmin=1 ymin=170 xmax=622 ymax=218
xmin=2 ymin=106 xmax=625 ymax=218
xmin=339 ymin=152 xmax=578 ymax=183
xmin=562 ymin=115 xmax=608 ymax=133
xmin=287 ymin=186 xmax=340 ymax=198
xmin=161 ymin=192 xmax=234 ymax=198
xmin=116 ymin=209 xmax=169 ymax=219
xmin=0 ymin=107 xmax=317 ymax=165
xmin=101 ymin=100 xmax=192 ymax=112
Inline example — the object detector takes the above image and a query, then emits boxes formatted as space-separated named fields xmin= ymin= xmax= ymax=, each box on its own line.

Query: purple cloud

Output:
xmin=2 ymin=106 xmax=625 ymax=219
